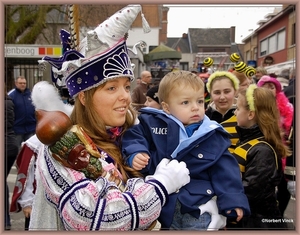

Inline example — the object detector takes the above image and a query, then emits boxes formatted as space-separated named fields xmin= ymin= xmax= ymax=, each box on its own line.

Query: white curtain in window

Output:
xmin=277 ymin=30 xmax=286 ymax=50
xmin=268 ymin=34 xmax=276 ymax=54
xmin=260 ymin=39 xmax=268 ymax=56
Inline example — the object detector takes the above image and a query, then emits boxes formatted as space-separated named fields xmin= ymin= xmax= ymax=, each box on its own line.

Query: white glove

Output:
xmin=145 ymin=158 xmax=190 ymax=194
xmin=199 ymin=197 xmax=227 ymax=231
xmin=287 ymin=180 xmax=296 ymax=198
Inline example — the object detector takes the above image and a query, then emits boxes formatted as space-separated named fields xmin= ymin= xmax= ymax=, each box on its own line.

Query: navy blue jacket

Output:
xmin=122 ymin=107 xmax=250 ymax=228
xmin=5 ymin=95 xmax=18 ymax=154
xmin=8 ymin=88 xmax=36 ymax=135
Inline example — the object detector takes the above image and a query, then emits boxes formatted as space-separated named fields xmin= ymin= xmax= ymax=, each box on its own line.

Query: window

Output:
xmin=291 ymin=23 xmax=296 ymax=45
xmin=149 ymin=46 xmax=157 ymax=52
xmin=277 ymin=30 xmax=285 ymax=50
xmin=259 ymin=29 xmax=286 ymax=57
xmin=253 ymin=47 xmax=257 ymax=61
xmin=180 ymin=62 xmax=188 ymax=71
xmin=260 ymin=39 xmax=267 ymax=56
xmin=246 ymin=50 xmax=250 ymax=61
xmin=268 ymin=34 xmax=276 ymax=54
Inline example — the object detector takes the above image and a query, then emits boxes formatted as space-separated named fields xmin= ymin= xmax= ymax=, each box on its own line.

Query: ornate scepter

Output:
xmin=68 ymin=4 xmax=80 ymax=50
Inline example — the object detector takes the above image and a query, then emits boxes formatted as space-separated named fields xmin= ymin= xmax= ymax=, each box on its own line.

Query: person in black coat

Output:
xmin=5 ymin=91 xmax=19 ymax=230
xmin=283 ymin=69 xmax=296 ymax=199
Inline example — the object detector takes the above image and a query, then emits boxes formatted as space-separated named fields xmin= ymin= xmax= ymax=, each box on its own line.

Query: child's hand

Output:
xmin=226 ymin=208 xmax=243 ymax=222
xmin=132 ymin=153 xmax=150 ymax=170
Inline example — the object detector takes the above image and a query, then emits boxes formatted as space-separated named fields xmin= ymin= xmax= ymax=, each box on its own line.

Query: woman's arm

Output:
xmin=34 ymin=147 xmax=189 ymax=231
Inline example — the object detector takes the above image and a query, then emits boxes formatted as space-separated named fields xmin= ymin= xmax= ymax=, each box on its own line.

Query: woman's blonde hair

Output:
xmin=158 ymin=70 xmax=204 ymax=103
xmin=256 ymin=66 xmax=268 ymax=75
xmin=70 ymin=84 xmax=141 ymax=181
xmin=206 ymin=71 xmax=239 ymax=93
xmin=240 ymin=87 xmax=291 ymax=158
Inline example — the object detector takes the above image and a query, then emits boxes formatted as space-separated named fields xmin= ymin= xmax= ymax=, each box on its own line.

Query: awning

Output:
xmin=144 ymin=44 xmax=182 ymax=62
xmin=265 ymin=60 xmax=296 ymax=75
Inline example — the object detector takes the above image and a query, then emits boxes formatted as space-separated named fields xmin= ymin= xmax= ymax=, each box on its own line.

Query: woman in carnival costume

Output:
xmin=28 ymin=5 xmax=191 ymax=231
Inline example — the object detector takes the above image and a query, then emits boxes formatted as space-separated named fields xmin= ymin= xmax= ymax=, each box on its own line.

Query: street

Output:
xmin=7 ymin=165 xmax=296 ymax=231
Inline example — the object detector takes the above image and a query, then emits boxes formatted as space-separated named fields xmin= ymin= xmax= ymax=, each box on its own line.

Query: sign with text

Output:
xmin=5 ymin=44 xmax=62 ymax=58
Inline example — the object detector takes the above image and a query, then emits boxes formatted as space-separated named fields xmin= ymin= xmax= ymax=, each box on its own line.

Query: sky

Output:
xmin=165 ymin=4 xmax=282 ymax=43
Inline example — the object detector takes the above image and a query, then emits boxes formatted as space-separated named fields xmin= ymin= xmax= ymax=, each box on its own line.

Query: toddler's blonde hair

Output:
xmin=158 ymin=70 xmax=204 ymax=103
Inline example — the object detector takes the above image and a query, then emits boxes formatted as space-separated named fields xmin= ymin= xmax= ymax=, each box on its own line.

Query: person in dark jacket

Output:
xmin=232 ymin=84 xmax=291 ymax=229
xmin=5 ymin=91 xmax=19 ymax=230
xmin=131 ymin=70 xmax=152 ymax=111
xmin=122 ymin=70 xmax=250 ymax=230
xmin=8 ymin=76 xmax=36 ymax=149
xmin=283 ymin=68 xmax=296 ymax=199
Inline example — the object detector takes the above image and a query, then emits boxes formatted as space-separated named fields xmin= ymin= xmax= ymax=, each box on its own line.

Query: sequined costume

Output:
xmin=29 ymin=144 xmax=168 ymax=230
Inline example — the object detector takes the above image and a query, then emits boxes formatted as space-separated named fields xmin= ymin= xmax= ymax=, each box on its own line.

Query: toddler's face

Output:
xmin=163 ymin=86 xmax=205 ymax=126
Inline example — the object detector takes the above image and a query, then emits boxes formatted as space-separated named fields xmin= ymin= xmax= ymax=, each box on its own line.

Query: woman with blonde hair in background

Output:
xmin=254 ymin=66 xmax=268 ymax=83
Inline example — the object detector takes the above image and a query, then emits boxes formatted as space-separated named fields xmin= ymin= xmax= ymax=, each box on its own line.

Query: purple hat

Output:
xmin=257 ymin=75 xmax=282 ymax=93
xmin=38 ymin=5 xmax=150 ymax=97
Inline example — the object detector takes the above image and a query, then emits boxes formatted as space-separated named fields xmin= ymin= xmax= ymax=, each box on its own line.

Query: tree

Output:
xmin=5 ymin=5 xmax=65 ymax=44
xmin=5 ymin=5 xmax=130 ymax=45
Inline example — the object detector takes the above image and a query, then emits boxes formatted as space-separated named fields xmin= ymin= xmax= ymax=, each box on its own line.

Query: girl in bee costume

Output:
xmin=232 ymin=85 xmax=291 ymax=229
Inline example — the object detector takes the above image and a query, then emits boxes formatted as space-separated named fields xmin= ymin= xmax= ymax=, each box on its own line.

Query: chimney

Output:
xmin=230 ymin=26 xmax=236 ymax=43
xmin=182 ymin=33 xmax=188 ymax=38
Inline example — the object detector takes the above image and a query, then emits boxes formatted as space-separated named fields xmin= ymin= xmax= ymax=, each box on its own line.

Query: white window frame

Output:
xmin=259 ymin=29 xmax=286 ymax=57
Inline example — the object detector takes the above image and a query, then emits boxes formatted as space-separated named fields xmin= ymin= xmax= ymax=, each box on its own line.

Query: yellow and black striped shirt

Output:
xmin=221 ymin=115 xmax=239 ymax=153
xmin=232 ymin=137 xmax=278 ymax=173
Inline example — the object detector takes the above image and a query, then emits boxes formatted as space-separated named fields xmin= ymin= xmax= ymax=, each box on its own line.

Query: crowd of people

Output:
xmin=5 ymin=4 xmax=296 ymax=231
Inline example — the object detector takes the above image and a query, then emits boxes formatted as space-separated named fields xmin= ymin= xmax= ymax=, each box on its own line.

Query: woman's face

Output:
xmin=234 ymin=95 xmax=252 ymax=128
xmin=255 ymin=71 xmax=264 ymax=79
xmin=261 ymin=82 xmax=277 ymax=97
xmin=210 ymin=78 xmax=236 ymax=114
xmin=92 ymin=77 xmax=131 ymax=127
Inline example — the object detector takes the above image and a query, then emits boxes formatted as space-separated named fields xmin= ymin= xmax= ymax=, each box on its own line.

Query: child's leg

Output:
xmin=170 ymin=200 xmax=211 ymax=230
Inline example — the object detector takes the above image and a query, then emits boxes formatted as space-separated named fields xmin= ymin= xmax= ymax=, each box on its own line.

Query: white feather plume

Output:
xmin=31 ymin=81 xmax=74 ymax=117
